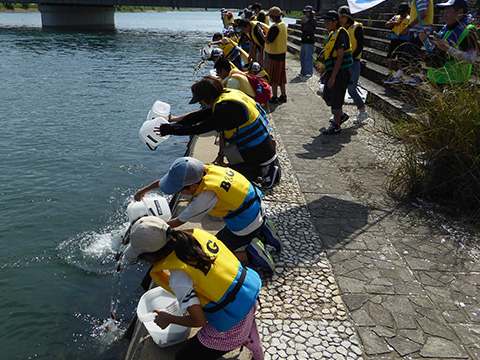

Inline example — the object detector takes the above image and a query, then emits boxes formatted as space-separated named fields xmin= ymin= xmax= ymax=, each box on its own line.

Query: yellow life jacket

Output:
xmin=219 ymin=38 xmax=236 ymax=58
xmin=225 ymin=69 xmax=256 ymax=98
xmin=324 ymin=27 xmax=353 ymax=71
xmin=249 ymin=20 xmax=269 ymax=47
xmin=222 ymin=13 xmax=235 ymax=28
xmin=265 ymin=21 xmax=287 ymax=55
xmin=213 ymin=89 xmax=260 ymax=140
xmin=392 ymin=15 xmax=410 ymax=37
xmin=150 ymin=228 xmax=261 ymax=332
xmin=255 ymin=11 xmax=269 ymax=25
xmin=346 ymin=22 xmax=363 ymax=60
xmin=151 ymin=228 xmax=240 ymax=307
xmin=192 ymin=165 xmax=251 ymax=218
xmin=409 ymin=0 xmax=434 ymax=26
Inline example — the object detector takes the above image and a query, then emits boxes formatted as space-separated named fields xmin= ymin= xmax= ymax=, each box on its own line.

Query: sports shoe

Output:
xmin=261 ymin=219 xmax=283 ymax=252
xmin=262 ymin=163 xmax=279 ymax=189
xmin=386 ymin=70 xmax=393 ymax=78
xmin=245 ymin=319 xmax=264 ymax=360
xmin=329 ymin=112 xmax=349 ymax=124
xmin=408 ymin=76 xmax=424 ymax=85
xmin=353 ymin=111 xmax=369 ymax=125
xmin=246 ymin=238 xmax=275 ymax=272
xmin=323 ymin=123 xmax=341 ymax=135
xmin=384 ymin=77 xmax=401 ymax=84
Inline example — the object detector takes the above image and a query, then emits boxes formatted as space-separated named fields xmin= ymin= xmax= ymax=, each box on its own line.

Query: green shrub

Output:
xmin=386 ymin=81 xmax=480 ymax=217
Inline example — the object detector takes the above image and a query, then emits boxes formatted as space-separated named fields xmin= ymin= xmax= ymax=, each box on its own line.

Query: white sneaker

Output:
xmin=353 ymin=111 xmax=368 ymax=124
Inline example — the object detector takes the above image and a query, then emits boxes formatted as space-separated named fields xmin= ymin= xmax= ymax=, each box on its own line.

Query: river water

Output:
xmin=0 ymin=10 xmax=234 ymax=360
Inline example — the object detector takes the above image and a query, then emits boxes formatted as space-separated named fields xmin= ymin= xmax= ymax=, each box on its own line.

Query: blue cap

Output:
xmin=159 ymin=157 xmax=205 ymax=194
xmin=437 ymin=0 xmax=468 ymax=11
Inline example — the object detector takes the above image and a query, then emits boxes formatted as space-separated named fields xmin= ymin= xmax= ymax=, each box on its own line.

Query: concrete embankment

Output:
xmin=126 ymin=54 xmax=480 ymax=360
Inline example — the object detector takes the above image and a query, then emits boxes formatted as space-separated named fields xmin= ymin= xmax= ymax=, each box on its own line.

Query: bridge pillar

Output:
xmin=38 ymin=4 xmax=115 ymax=30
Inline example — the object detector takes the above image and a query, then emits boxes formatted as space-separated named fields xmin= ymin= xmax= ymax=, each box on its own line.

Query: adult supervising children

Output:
xmin=338 ymin=6 xmax=368 ymax=125
xmin=299 ymin=5 xmax=317 ymax=78
xmin=238 ymin=18 xmax=269 ymax=67
xmin=320 ymin=10 xmax=353 ymax=135
xmin=257 ymin=6 xmax=288 ymax=103
xmin=419 ymin=0 xmax=478 ymax=84
xmin=124 ymin=216 xmax=265 ymax=359
xmin=134 ymin=156 xmax=283 ymax=272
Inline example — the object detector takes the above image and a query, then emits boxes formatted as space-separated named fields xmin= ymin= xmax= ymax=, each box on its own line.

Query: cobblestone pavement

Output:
xmin=256 ymin=54 xmax=480 ymax=360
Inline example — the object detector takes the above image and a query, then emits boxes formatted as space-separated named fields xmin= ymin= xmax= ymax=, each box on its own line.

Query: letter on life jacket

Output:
xmin=150 ymin=228 xmax=262 ymax=332
xmin=191 ymin=165 xmax=263 ymax=232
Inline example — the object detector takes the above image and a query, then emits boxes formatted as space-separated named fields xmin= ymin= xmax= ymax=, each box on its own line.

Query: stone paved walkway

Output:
xmin=260 ymin=54 xmax=480 ymax=359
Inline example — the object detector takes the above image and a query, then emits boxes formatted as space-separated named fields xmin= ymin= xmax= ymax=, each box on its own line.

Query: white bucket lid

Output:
xmin=147 ymin=100 xmax=171 ymax=121
xmin=127 ymin=196 xmax=171 ymax=223
xmin=139 ymin=117 xmax=170 ymax=151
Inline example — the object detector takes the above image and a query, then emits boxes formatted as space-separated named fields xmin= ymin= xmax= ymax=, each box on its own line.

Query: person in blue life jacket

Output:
xmin=154 ymin=76 xmax=280 ymax=188
xmin=124 ymin=216 xmax=265 ymax=360
xmin=134 ymin=156 xmax=283 ymax=273
xmin=418 ymin=0 xmax=478 ymax=84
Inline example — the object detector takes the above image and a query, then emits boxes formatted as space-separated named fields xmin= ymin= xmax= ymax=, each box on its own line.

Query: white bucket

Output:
xmin=137 ymin=287 xmax=190 ymax=348
xmin=139 ymin=117 xmax=170 ymax=151
xmin=147 ymin=100 xmax=171 ymax=121
xmin=200 ymin=45 xmax=212 ymax=61
xmin=126 ymin=196 xmax=171 ymax=223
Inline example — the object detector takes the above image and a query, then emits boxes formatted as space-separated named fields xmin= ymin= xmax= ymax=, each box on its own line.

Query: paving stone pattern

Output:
xmin=256 ymin=54 xmax=480 ymax=359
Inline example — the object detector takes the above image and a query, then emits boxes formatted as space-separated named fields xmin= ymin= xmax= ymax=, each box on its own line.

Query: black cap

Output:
xmin=303 ymin=5 xmax=315 ymax=13
xmin=321 ymin=10 xmax=340 ymax=22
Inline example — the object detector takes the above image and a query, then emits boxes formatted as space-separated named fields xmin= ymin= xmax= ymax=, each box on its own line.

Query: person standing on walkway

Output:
xmin=124 ymin=216 xmax=265 ymax=360
xmin=134 ymin=157 xmax=283 ymax=273
xmin=419 ymin=0 xmax=478 ymax=84
xmin=257 ymin=6 xmax=288 ymax=103
xmin=320 ymin=10 xmax=353 ymax=135
xmin=384 ymin=0 xmax=435 ymax=85
xmin=299 ymin=5 xmax=317 ymax=78
xmin=338 ymin=5 xmax=368 ymax=125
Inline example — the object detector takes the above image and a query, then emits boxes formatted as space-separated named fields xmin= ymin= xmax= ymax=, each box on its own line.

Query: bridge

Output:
xmin=4 ymin=0 xmax=320 ymax=29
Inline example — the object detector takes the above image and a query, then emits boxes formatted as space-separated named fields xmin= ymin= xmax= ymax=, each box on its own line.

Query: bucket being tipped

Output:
xmin=147 ymin=100 xmax=171 ymax=121
xmin=136 ymin=287 xmax=190 ymax=347
xmin=139 ymin=117 xmax=170 ymax=151
xmin=126 ymin=196 xmax=171 ymax=224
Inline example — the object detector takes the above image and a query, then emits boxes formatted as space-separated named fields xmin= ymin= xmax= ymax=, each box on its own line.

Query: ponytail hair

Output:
xmin=169 ymin=229 xmax=215 ymax=269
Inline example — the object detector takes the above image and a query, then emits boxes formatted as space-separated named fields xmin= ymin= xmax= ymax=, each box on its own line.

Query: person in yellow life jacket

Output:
xmin=214 ymin=57 xmax=256 ymax=98
xmin=209 ymin=32 xmax=248 ymax=71
xmin=385 ymin=3 xmax=410 ymax=78
xmin=124 ymin=216 xmax=264 ymax=360
xmin=247 ymin=62 xmax=270 ymax=83
xmin=237 ymin=18 xmax=268 ymax=67
xmin=152 ymin=77 xmax=280 ymax=187
xmin=385 ymin=0 xmax=435 ymax=85
xmin=320 ymin=10 xmax=353 ymax=135
xmin=221 ymin=8 xmax=235 ymax=29
xmin=419 ymin=0 xmax=478 ymax=84
xmin=251 ymin=3 xmax=270 ymax=25
xmin=257 ymin=6 xmax=288 ymax=103
xmin=134 ymin=157 xmax=284 ymax=273
xmin=338 ymin=6 xmax=368 ymax=125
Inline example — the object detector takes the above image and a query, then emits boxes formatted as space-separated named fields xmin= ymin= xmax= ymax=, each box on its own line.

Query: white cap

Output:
xmin=124 ymin=216 xmax=169 ymax=263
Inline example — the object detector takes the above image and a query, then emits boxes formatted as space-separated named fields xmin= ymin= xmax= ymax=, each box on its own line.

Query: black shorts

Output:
xmin=323 ymin=68 xmax=351 ymax=111
xmin=387 ymin=38 xmax=408 ymax=59
xmin=216 ymin=223 xmax=263 ymax=251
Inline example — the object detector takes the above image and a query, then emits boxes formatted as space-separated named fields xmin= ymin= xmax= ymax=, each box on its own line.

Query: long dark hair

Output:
xmin=170 ymin=229 xmax=215 ymax=269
